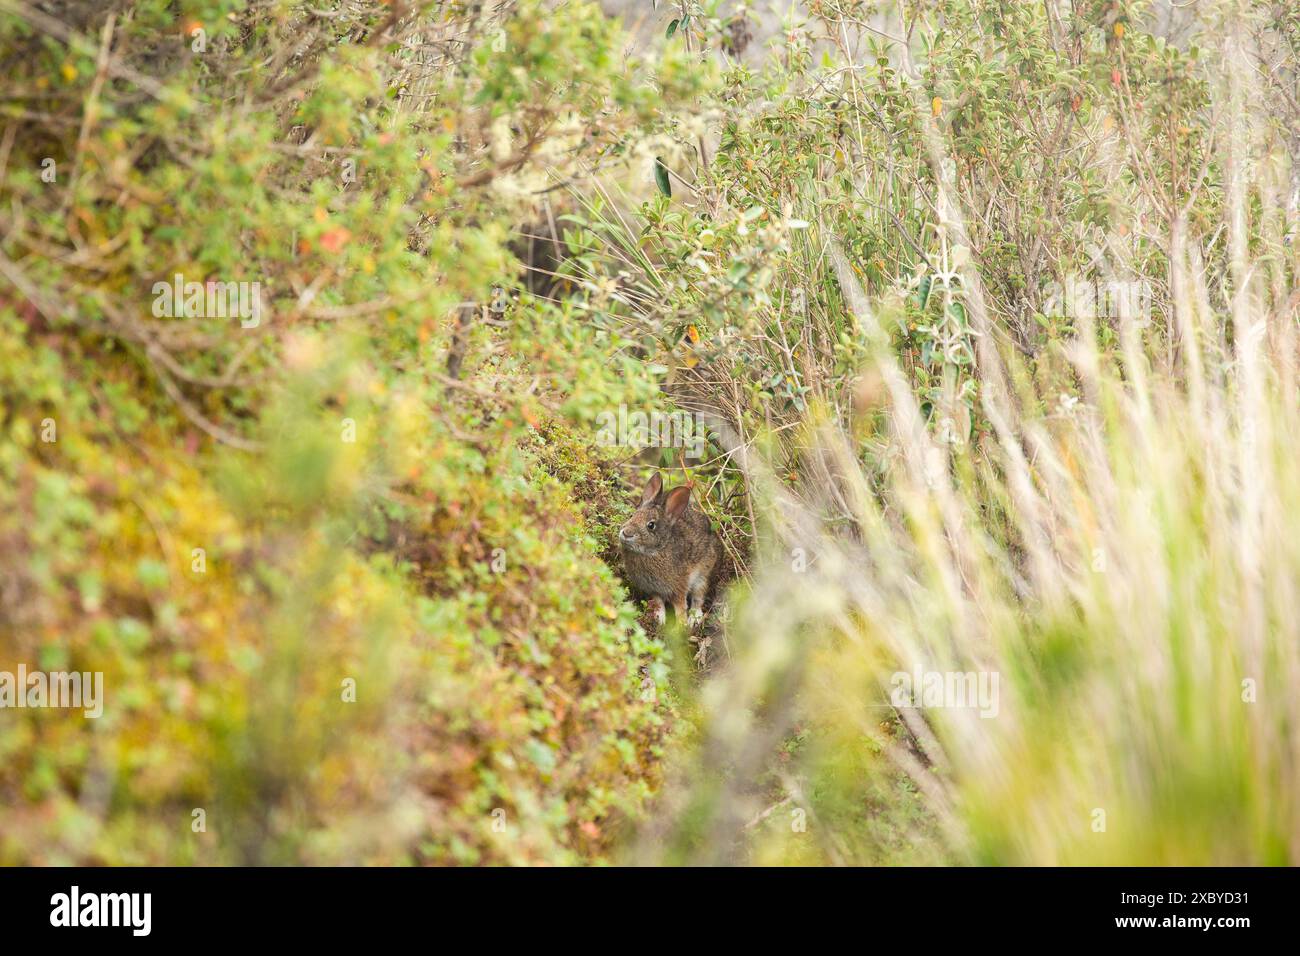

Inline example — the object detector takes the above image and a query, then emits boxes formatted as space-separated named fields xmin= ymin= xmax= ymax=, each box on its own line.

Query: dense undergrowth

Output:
xmin=615 ymin=0 xmax=1300 ymax=865
xmin=0 ymin=0 xmax=691 ymax=864
xmin=2 ymin=0 xmax=1298 ymax=866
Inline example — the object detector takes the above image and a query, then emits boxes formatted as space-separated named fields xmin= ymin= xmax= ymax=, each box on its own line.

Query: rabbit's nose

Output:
xmin=618 ymin=527 xmax=631 ymax=540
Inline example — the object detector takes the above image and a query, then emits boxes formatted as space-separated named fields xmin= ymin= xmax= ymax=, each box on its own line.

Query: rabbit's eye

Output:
xmin=647 ymin=521 xmax=657 ymax=531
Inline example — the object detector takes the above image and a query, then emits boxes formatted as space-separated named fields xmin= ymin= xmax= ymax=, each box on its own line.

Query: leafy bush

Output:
xmin=2 ymin=0 xmax=1297 ymax=868
xmin=0 ymin=0 xmax=690 ymax=864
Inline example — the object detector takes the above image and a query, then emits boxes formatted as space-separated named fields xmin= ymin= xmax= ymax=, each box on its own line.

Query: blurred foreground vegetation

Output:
xmin=1 ymin=0 xmax=1297 ymax=865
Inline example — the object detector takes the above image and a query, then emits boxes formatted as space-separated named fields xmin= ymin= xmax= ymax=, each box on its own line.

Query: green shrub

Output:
xmin=0 ymin=0 xmax=689 ymax=864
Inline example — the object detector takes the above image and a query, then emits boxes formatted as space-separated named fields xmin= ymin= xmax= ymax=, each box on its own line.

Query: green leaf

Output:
xmin=666 ymin=18 xmax=679 ymax=39
xmin=916 ymin=274 xmax=933 ymax=310
xmin=654 ymin=157 xmax=672 ymax=198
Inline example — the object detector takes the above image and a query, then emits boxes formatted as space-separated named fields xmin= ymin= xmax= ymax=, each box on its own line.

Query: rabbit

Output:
xmin=619 ymin=472 xmax=723 ymax=630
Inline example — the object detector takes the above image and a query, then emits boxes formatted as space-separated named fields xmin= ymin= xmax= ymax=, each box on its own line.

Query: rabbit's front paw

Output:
xmin=686 ymin=606 xmax=704 ymax=630
xmin=647 ymin=596 xmax=666 ymax=627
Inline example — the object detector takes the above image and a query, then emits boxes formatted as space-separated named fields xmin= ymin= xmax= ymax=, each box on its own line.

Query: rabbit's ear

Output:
xmin=663 ymin=485 xmax=691 ymax=522
xmin=640 ymin=472 xmax=663 ymax=505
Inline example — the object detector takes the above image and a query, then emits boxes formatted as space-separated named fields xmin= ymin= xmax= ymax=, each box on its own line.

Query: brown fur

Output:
xmin=619 ymin=473 xmax=722 ymax=627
